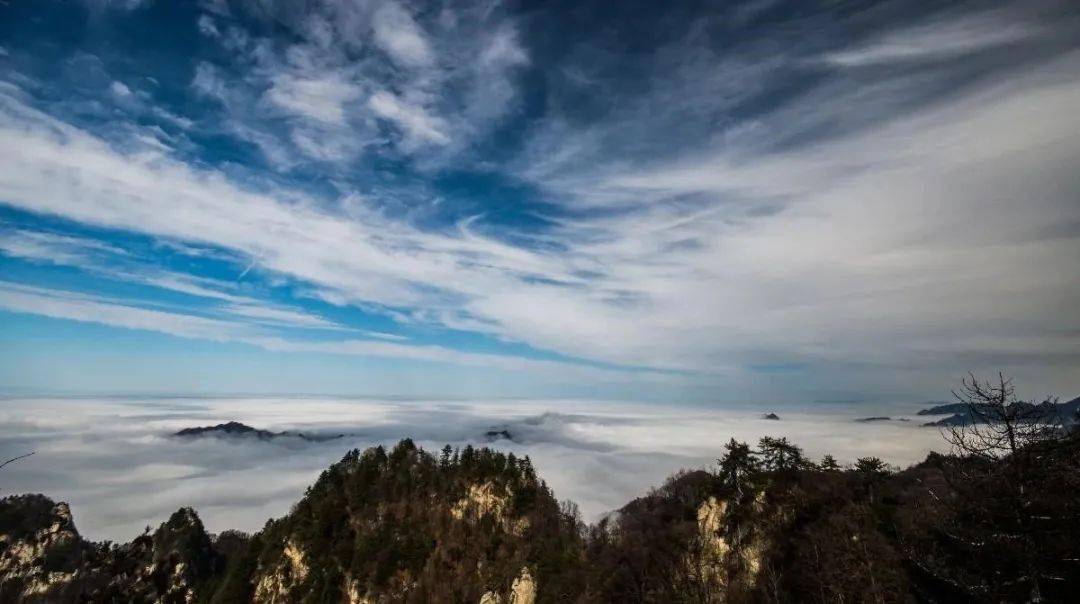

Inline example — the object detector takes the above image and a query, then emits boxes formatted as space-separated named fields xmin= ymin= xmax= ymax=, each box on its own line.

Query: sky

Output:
xmin=1 ymin=0 xmax=1079 ymax=403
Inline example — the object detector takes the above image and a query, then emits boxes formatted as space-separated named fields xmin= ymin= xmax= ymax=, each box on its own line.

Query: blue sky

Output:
xmin=0 ymin=0 xmax=1078 ymax=401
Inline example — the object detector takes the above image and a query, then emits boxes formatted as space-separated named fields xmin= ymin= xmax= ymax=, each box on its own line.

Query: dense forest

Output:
xmin=2 ymin=375 xmax=1079 ymax=602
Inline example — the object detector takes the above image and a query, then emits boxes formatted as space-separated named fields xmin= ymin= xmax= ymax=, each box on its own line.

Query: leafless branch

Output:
xmin=943 ymin=372 xmax=1060 ymax=461
xmin=0 ymin=451 xmax=35 ymax=469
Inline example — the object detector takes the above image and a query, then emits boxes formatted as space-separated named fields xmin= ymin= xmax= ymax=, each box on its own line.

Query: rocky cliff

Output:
xmin=0 ymin=494 xmax=224 ymax=602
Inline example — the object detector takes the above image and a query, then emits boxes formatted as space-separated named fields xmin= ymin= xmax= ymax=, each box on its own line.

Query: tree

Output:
xmin=439 ymin=445 xmax=452 ymax=470
xmin=944 ymin=372 xmax=1061 ymax=460
xmin=819 ymin=454 xmax=841 ymax=471
xmin=852 ymin=457 xmax=891 ymax=506
xmin=935 ymin=373 xmax=1073 ymax=601
xmin=758 ymin=436 xmax=805 ymax=474
xmin=853 ymin=457 xmax=888 ymax=478
xmin=717 ymin=439 xmax=759 ymax=498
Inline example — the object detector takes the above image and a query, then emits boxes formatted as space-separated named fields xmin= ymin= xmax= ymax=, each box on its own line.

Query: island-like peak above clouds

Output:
xmin=173 ymin=422 xmax=344 ymax=443
xmin=917 ymin=396 xmax=1080 ymax=427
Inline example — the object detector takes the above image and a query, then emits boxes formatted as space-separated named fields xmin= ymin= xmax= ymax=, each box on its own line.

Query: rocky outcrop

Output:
xmin=509 ymin=567 xmax=536 ymax=604
xmin=694 ymin=496 xmax=729 ymax=585
xmin=0 ymin=495 xmax=227 ymax=603
xmin=451 ymin=482 xmax=508 ymax=521
xmin=477 ymin=567 xmax=536 ymax=604
xmin=0 ymin=496 xmax=85 ymax=601
xmin=253 ymin=540 xmax=309 ymax=603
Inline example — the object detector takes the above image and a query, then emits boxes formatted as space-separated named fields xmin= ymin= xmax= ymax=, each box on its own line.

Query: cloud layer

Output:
xmin=0 ymin=396 xmax=949 ymax=541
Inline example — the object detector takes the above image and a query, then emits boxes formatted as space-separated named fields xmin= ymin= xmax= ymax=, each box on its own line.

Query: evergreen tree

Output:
xmin=717 ymin=438 xmax=759 ymax=497
xmin=820 ymin=454 xmax=841 ymax=471
xmin=439 ymin=445 xmax=452 ymax=470
xmin=758 ymin=436 xmax=805 ymax=473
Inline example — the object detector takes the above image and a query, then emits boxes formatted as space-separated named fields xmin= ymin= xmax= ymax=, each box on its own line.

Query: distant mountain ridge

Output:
xmin=917 ymin=396 xmax=1080 ymax=427
xmin=173 ymin=421 xmax=345 ymax=442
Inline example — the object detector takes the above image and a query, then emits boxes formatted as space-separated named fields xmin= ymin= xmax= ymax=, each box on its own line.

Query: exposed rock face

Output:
xmin=150 ymin=507 xmax=220 ymax=588
xmin=696 ymin=496 xmax=730 ymax=569
xmin=253 ymin=540 xmax=309 ymax=603
xmin=0 ymin=495 xmax=224 ymax=603
xmin=509 ymin=567 xmax=536 ymax=604
xmin=686 ymin=493 xmax=772 ymax=596
xmin=0 ymin=496 xmax=83 ymax=601
xmin=478 ymin=567 xmax=535 ymax=604
xmin=452 ymin=482 xmax=508 ymax=520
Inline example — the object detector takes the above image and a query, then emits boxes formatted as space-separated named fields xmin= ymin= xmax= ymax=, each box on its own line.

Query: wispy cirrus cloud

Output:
xmin=3 ymin=41 xmax=1080 ymax=390
xmin=821 ymin=8 xmax=1041 ymax=67
xmin=0 ymin=281 xmax=250 ymax=342
xmin=0 ymin=226 xmax=348 ymax=332
xmin=188 ymin=0 xmax=529 ymax=170
xmin=0 ymin=280 xmax=667 ymax=385
xmin=0 ymin=0 xmax=1078 ymax=399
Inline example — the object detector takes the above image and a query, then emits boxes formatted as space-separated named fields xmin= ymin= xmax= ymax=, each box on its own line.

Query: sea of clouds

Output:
xmin=0 ymin=397 xmax=950 ymax=541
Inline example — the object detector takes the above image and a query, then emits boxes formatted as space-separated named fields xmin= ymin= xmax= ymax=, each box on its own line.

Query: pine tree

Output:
xmin=717 ymin=438 xmax=759 ymax=497
xmin=820 ymin=454 xmax=841 ymax=471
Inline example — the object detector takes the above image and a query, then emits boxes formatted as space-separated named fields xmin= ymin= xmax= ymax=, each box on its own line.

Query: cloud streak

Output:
xmin=0 ymin=281 xmax=662 ymax=383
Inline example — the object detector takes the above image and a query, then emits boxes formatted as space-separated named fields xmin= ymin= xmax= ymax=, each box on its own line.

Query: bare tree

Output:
xmin=943 ymin=372 xmax=1060 ymax=460
xmin=0 ymin=451 xmax=34 ymax=470
xmin=936 ymin=373 xmax=1073 ymax=602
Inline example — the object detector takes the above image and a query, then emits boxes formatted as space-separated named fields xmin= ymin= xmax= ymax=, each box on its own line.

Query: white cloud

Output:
xmin=264 ymin=72 xmax=361 ymax=125
xmin=223 ymin=302 xmax=341 ymax=329
xmin=191 ymin=62 xmax=227 ymax=101
xmin=0 ymin=281 xmax=656 ymax=383
xmin=368 ymin=90 xmax=449 ymax=146
xmin=371 ymin=1 xmax=434 ymax=68
xmin=0 ymin=226 xmax=347 ymax=332
xmin=197 ymin=14 xmax=220 ymax=38
xmin=823 ymin=10 xmax=1039 ymax=67
xmin=109 ymin=81 xmax=132 ymax=97
xmin=0 ymin=228 xmax=128 ymax=264
xmin=182 ymin=0 xmax=529 ymax=165
xmin=0 ymin=281 xmax=250 ymax=341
